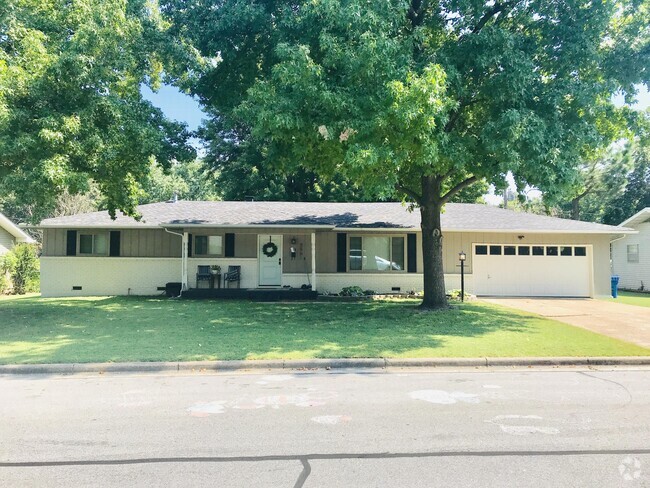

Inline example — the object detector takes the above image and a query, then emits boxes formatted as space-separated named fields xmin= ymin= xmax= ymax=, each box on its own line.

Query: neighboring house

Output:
xmin=35 ymin=200 xmax=634 ymax=298
xmin=0 ymin=211 xmax=35 ymax=255
xmin=611 ymin=207 xmax=650 ymax=291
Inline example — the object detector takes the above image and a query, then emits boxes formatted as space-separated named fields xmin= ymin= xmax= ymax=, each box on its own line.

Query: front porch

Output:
xmin=182 ymin=287 xmax=318 ymax=301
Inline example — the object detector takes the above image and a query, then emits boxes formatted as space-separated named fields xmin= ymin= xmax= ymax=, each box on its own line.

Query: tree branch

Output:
xmin=471 ymin=1 xmax=516 ymax=35
xmin=440 ymin=175 xmax=478 ymax=204
xmin=444 ymin=97 xmax=482 ymax=133
xmin=396 ymin=183 xmax=422 ymax=205
xmin=407 ymin=0 xmax=427 ymax=28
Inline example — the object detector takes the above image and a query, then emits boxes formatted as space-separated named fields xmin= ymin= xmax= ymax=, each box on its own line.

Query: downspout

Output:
xmin=164 ymin=227 xmax=188 ymax=294
xmin=609 ymin=234 xmax=628 ymax=275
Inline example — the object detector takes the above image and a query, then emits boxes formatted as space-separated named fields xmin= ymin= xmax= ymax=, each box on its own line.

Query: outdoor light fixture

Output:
xmin=458 ymin=251 xmax=466 ymax=301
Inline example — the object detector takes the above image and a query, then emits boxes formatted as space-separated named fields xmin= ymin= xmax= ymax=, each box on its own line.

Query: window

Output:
xmin=489 ymin=245 xmax=502 ymax=255
xmin=349 ymin=236 xmax=362 ymax=271
xmin=518 ymin=246 xmax=530 ymax=256
xmin=627 ymin=244 xmax=640 ymax=263
xmin=348 ymin=236 xmax=404 ymax=271
xmin=560 ymin=246 xmax=573 ymax=256
xmin=504 ymin=246 xmax=516 ymax=256
xmin=79 ymin=233 xmax=107 ymax=255
xmin=195 ymin=235 xmax=223 ymax=255
xmin=546 ymin=246 xmax=558 ymax=256
xmin=532 ymin=246 xmax=544 ymax=256
xmin=475 ymin=245 xmax=488 ymax=255
xmin=574 ymin=246 xmax=587 ymax=257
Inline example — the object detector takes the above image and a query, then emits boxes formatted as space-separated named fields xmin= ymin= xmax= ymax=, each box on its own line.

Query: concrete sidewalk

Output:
xmin=482 ymin=298 xmax=650 ymax=348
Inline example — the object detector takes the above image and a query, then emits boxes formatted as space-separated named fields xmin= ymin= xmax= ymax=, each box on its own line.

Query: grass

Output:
xmin=608 ymin=291 xmax=650 ymax=308
xmin=0 ymin=294 xmax=647 ymax=364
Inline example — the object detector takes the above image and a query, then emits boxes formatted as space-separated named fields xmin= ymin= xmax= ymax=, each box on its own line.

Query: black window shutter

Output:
xmin=407 ymin=233 xmax=417 ymax=273
xmin=336 ymin=233 xmax=347 ymax=272
xmin=225 ymin=233 xmax=235 ymax=257
xmin=109 ymin=231 xmax=121 ymax=257
xmin=66 ymin=230 xmax=77 ymax=256
xmin=187 ymin=233 xmax=193 ymax=257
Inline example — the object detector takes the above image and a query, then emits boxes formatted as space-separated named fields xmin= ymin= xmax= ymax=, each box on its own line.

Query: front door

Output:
xmin=258 ymin=235 xmax=282 ymax=286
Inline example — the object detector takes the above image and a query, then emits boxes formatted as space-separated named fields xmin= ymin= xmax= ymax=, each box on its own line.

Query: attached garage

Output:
xmin=472 ymin=244 xmax=592 ymax=297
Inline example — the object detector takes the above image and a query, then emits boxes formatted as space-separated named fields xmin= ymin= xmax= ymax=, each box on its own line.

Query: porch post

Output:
xmin=181 ymin=232 xmax=189 ymax=291
xmin=311 ymin=232 xmax=316 ymax=291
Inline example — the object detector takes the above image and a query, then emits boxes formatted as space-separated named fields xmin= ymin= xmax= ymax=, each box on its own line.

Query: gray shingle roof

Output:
xmin=38 ymin=200 xmax=633 ymax=234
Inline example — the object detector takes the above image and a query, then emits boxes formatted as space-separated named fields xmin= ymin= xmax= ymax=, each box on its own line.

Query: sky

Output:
xmin=142 ymin=83 xmax=650 ymax=206
xmin=141 ymin=84 xmax=206 ymax=132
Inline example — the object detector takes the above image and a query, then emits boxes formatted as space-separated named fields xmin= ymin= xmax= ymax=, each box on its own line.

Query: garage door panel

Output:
xmin=473 ymin=245 xmax=591 ymax=297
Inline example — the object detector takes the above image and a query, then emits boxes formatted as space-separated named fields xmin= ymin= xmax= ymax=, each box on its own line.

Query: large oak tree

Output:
xmin=0 ymin=0 xmax=195 ymax=217
xmin=165 ymin=0 xmax=648 ymax=308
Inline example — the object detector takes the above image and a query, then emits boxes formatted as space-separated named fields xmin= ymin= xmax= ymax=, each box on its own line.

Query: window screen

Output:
xmin=364 ymin=236 xmax=391 ymax=270
xmin=207 ymin=236 xmax=223 ymax=255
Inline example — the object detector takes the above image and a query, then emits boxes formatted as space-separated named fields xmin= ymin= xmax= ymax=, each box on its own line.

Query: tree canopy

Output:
xmin=0 ymin=0 xmax=196 ymax=217
xmin=163 ymin=0 xmax=649 ymax=307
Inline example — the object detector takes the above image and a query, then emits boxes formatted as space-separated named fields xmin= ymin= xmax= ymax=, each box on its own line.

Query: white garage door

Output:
xmin=473 ymin=244 xmax=592 ymax=297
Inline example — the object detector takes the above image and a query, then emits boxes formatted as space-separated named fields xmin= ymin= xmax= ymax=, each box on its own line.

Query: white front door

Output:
xmin=258 ymin=235 xmax=283 ymax=286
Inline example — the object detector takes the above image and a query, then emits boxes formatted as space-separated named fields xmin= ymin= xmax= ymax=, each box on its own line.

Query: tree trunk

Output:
xmin=420 ymin=176 xmax=448 ymax=309
xmin=571 ymin=197 xmax=580 ymax=220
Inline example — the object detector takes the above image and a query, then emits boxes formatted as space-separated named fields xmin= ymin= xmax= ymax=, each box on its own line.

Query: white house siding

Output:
xmin=612 ymin=222 xmax=650 ymax=291
xmin=317 ymin=273 xmax=473 ymax=295
xmin=40 ymin=257 xmax=181 ymax=297
xmin=0 ymin=227 xmax=15 ymax=255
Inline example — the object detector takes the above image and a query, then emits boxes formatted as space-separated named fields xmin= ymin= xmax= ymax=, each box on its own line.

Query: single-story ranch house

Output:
xmin=0 ymin=211 xmax=35 ymax=255
xmin=611 ymin=207 xmax=650 ymax=291
xmin=36 ymin=200 xmax=635 ymax=298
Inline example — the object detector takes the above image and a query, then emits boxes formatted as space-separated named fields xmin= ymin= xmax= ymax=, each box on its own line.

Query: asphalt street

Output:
xmin=1 ymin=367 xmax=649 ymax=487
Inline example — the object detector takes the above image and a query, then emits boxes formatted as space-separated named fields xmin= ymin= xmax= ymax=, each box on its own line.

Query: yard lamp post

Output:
xmin=458 ymin=251 xmax=467 ymax=302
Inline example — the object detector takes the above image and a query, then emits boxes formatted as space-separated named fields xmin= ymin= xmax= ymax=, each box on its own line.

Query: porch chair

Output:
xmin=196 ymin=265 xmax=212 ymax=288
xmin=223 ymin=265 xmax=241 ymax=289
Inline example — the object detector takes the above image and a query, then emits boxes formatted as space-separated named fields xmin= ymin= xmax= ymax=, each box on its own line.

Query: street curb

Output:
xmin=1 ymin=356 xmax=650 ymax=375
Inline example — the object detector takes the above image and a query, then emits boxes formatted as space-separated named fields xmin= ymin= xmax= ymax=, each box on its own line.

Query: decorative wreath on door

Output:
xmin=262 ymin=241 xmax=278 ymax=258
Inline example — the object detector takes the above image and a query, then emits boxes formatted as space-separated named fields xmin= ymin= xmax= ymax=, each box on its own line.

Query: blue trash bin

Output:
xmin=611 ymin=275 xmax=620 ymax=298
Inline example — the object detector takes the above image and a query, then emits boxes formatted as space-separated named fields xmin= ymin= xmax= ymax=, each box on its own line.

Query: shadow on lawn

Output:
xmin=0 ymin=296 xmax=534 ymax=364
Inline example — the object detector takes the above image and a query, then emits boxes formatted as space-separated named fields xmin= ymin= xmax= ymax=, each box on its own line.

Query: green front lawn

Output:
xmin=0 ymin=295 xmax=647 ymax=364
xmin=608 ymin=291 xmax=650 ymax=308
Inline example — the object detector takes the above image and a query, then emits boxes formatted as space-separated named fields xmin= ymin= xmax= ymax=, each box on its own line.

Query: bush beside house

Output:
xmin=1 ymin=244 xmax=40 ymax=294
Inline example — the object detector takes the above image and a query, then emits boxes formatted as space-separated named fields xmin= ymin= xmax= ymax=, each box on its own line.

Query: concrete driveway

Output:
xmin=482 ymin=298 xmax=650 ymax=349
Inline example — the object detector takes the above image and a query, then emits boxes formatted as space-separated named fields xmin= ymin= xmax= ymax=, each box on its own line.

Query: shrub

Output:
xmin=447 ymin=289 xmax=473 ymax=301
xmin=0 ymin=273 xmax=9 ymax=294
xmin=1 ymin=244 xmax=40 ymax=294
xmin=340 ymin=286 xmax=365 ymax=297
